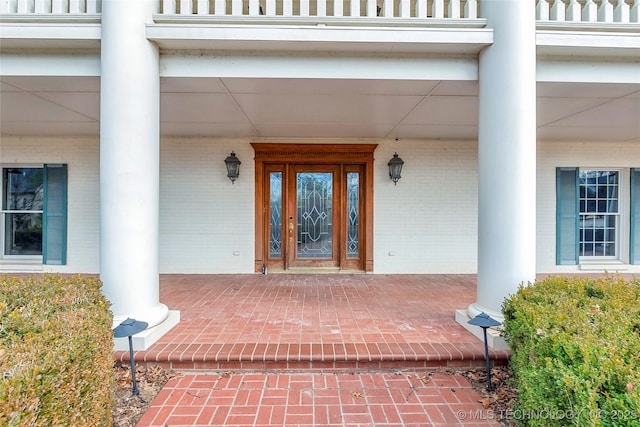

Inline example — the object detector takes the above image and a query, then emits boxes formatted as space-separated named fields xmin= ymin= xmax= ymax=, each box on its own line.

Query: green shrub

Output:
xmin=503 ymin=275 xmax=640 ymax=426
xmin=0 ymin=275 xmax=114 ymax=426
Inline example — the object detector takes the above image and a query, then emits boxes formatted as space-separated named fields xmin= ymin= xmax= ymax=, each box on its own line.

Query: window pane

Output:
xmin=346 ymin=172 xmax=359 ymax=258
xmin=269 ymin=172 xmax=282 ymax=258
xmin=297 ymin=172 xmax=332 ymax=259
xmin=3 ymin=168 xmax=44 ymax=257
xmin=578 ymin=170 xmax=619 ymax=258
xmin=4 ymin=168 xmax=43 ymax=210
xmin=4 ymin=213 xmax=43 ymax=255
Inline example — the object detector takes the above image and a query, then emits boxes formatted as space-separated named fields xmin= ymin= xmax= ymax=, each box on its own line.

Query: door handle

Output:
xmin=289 ymin=223 xmax=294 ymax=233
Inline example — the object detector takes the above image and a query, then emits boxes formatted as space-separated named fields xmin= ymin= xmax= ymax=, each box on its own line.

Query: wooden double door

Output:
xmin=253 ymin=144 xmax=376 ymax=273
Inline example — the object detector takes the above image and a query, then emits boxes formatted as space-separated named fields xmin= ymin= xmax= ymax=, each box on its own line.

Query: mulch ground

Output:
xmin=112 ymin=362 xmax=517 ymax=427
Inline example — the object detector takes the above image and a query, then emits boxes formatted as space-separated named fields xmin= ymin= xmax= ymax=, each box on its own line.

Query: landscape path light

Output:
xmin=113 ymin=318 xmax=148 ymax=399
xmin=468 ymin=312 xmax=501 ymax=391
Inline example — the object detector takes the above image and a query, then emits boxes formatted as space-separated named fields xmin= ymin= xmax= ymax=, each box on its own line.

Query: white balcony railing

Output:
xmin=537 ymin=0 xmax=639 ymax=23
xmin=1 ymin=0 xmax=638 ymax=23
xmin=0 ymin=0 xmax=100 ymax=14
xmin=158 ymin=0 xmax=478 ymax=19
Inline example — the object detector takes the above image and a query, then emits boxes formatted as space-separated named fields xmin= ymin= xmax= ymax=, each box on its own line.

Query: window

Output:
xmin=557 ymin=167 xmax=640 ymax=265
xmin=579 ymin=170 xmax=619 ymax=258
xmin=2 ymin=168 xmax=43 ymax=256
xmin=1 ymin=165 xmax=67 ymax=265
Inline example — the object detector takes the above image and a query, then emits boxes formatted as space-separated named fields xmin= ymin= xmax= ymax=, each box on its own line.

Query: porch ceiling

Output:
xmin=1 ymin=76 xmax=639 ymax=142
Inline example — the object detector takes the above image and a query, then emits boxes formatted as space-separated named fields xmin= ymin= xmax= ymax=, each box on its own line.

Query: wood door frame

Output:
xmin=253 ymin=143 xmax=377 ymax=273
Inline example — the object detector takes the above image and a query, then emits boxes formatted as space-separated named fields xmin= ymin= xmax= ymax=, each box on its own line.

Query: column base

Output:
xmin=114 ymin=310 xmax=180 ymax=351
xmin=455 ymin=309 xmax=510 ymax=351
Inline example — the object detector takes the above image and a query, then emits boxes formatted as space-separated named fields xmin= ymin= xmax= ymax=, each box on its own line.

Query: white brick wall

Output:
xmin=159 ymin=137 xmax=255 ymax=273
xmin=2 ymin=136 xmax=639 ymax=274
xmin=374 ymin=139 xmax=478 ymax=273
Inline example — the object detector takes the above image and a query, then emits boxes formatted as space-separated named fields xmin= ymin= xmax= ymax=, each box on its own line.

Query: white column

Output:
xmin=470 ymin=0 xmax=537 ymax=322
xmin=100 ymin=0 xmax=168 ymax=328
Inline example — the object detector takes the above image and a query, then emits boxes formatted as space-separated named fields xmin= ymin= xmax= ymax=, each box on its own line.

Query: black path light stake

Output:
xmin=468 ymin=312 xmax=502 ymax=391
xmin=113 ymin=318 xmax=149 ymax=399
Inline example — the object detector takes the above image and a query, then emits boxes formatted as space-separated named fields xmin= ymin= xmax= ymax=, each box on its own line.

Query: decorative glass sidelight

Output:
xmin=296 ymin=172 xmax=332 ymax=258
xmin=269 ymin=172 xmax=282 ymax=258
xmin=347 ymin=172 xmax=359 ymax=258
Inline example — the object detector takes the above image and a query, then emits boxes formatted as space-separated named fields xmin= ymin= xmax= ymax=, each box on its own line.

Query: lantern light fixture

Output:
xmin=224 ymin=151 xmax=241 ymax=184
xmin=387 ymin=152 xmax=404 ymax=185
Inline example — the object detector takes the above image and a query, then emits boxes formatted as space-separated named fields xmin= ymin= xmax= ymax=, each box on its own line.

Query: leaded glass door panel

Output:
xmin=288 ymin=165 xmax=340 ymax=268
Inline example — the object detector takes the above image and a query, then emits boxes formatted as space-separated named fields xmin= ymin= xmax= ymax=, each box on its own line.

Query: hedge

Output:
xmin=0 ymin=275 xmax=114 ymax=426
xmin=503 ymin=275 xmax=640 ymax=426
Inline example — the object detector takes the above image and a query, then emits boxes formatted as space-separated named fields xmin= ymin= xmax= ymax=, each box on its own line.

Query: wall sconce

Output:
xmin=387 ymin=152 xmax=404 ymax=185
xmin=224 ymin=151 xmax=241 ymax=184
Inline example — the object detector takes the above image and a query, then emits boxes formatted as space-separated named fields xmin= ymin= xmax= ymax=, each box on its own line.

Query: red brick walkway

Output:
xmin=138 ymin=371 xmax=500 ymax=426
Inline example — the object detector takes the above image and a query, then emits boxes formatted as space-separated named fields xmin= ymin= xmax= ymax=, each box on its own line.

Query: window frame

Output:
xmin=1 ymin=165 xmax=45 ymax=261
xmin=557 ymin=166 xmax=634 ymax=266
xmin=1 ymin=163 xmax=67 ymax=265
xmin=578 ymin=168 xmax=625 ymax=262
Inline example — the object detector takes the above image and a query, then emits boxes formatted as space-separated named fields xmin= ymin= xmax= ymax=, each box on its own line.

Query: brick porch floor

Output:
xmin=117 ymin=274 xmax=509 ymax=426
xmin=114 ymin=274 xmax=510 ymax=372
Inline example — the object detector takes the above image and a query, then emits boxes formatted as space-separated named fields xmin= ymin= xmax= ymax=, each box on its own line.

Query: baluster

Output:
xmin=631 ymin=0 xmax=639 ymax=22
xmin=17 ymin=0 xmax=34 ymax=13
xmin=613 ymin=0 xmax=629 ymax=22
xmin=432 ymin=0 xmax=444 ymax=18
xmin=232 ymin=0 xmax=242 ymax=15
xmin=382 ymin=0 xmax=393 ymax=17
xmin=448 ymin=0 xmax=460 ymax=18
xmin=334 ymin=0 xmax=343 ymax=16
xmin=69 ymin=0 xmax=83 ymax=13
xmin=282 ymin=0 xmax=292 ymax=16
xmin=536 ymin=0 xmax=549 ymax=20
xmin=249 ymin=0 xmax=259 ymax=15
xmin=598 ymin=0 xmax=613 ymax=22
xmin=317 ymin=0 xmax=326 ymax=16
xmin=398 ymin=0 xmax=409 ymax=17
xmin=180 ymin=0 xmax=192 ymax=13
xmin=350 ymin=0 xmax=359 ymax=16
xmin=300 ymin=0 xmax=309 ymax=15
xmin=415 ymin=0 xmax=426 ymax=18
xmin=196 ymin=0 xmax=209 ymax=14
xmin=51 ymin=0 xmax=68 ymax=13
xmin=264 ymin=0 xmax=275 ymax=14
xmin=214 ymin=0 xmax=225 ymax=14
xmin=566 ymin=0 xmax=581 ymax=21
xmin=163 ymin=0 xmax=177 ymax=14
xmin=34 ymin=0 xmax=52 ymax=13
xmin=550 ymin=0 xmax=565 ymax=21
xmin=86 ymin=0 xmax=99 ymax=13
xmin=366 ymin=0 xmax=376 ymax=16
xmin=464 ymin=0 xmax=477 ymax=18
xmin=582 ymin=0 xmax=597 ymax=21
xmin=0 ymin=0 xmax=17 ymax=13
